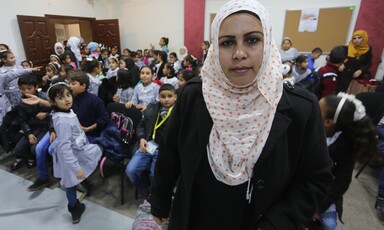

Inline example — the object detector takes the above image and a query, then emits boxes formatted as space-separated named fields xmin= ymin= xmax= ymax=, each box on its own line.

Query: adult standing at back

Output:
xmin=150 ymin=0 xmax=333 ymax=229
xmin=279 ymin=37 xmax=299 ymax=62
xmin=337 ymin=30 xmax=373 ymax=93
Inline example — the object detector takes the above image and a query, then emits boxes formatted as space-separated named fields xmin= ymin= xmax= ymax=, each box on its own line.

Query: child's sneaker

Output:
xmin=26 ymin=159 xmax=36 ymax=169
xmin=375 ymin=196 xmax=384 ymax=213
xmin=28 ymin=178 xmax=50 ymax=192
xmin=10 ymin=159 xmax=24 ymax=171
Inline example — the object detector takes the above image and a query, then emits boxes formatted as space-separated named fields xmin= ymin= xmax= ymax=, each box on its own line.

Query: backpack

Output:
xmin=111 ymin=112 xmax=135 ymax=145
xmin=132 ymin=200 xmax=167 ymax=230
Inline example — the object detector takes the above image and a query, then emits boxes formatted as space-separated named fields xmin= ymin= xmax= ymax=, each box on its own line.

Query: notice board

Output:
xmin=283 ymin=7 xmax=354 ymax=52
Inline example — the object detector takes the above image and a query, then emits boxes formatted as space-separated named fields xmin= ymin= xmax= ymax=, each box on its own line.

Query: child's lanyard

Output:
xmin=152 ymin=106 xmax=173 ymax=140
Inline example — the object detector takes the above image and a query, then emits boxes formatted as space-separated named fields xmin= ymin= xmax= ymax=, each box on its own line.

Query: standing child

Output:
xmin=318 ymin=92 xmax=377 ymax=230
xmin=151 ymin=37 xmax=169 ymax=54
xmin=126 ymin=83 xmax=176 ymax=196
xmin=279 ymin=37 xmax=299 ymax=62
xmin=292 ymin=55 xmax=311 ymax=84
xmin=47 ymin=82 xmax=102 ymax=224
xmin=126 ymin=66 xmax=160 ymax=111
xmin=113 ymin=69 xmax=135 ymax=104
xmin=160 ymin=62 xmax=178 ymax=89
xmin=0 ymin=51 xmax=23 ymax=107
xmin=81 ymin=58 xmax=102 ymax=95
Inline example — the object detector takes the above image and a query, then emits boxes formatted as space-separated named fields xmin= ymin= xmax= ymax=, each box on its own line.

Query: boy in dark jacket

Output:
xmin=317 ymin=46 xmax=348 ymax=99
xmin=10 ymin=74 xmax=50 ymax=171
xmin=125 ymin=84 xmax=177 ymax=195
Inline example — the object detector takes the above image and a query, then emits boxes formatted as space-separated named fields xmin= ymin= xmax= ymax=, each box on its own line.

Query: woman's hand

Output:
xmin=139 ymin=139 xmax=147 ymax=153
xmin=353 ymin=69 xmax=363 ymax=78
xmin=153 ymin=216 xmax=169 ymax=226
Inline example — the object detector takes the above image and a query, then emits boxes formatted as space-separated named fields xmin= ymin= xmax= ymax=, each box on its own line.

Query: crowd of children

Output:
xmin=0 ymin=26 xmax=383 ymax=228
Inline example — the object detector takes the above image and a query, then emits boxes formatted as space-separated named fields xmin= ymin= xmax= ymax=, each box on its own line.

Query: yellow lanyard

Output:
xmin=152 ymin=106 xmax=173 ymax=140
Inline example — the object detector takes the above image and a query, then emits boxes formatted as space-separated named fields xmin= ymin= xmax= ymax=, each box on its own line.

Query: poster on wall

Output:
xmin=298 ymin=8 xmax=319 ymax=32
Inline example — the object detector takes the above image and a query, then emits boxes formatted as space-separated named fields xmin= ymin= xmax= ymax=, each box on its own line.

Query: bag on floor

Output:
xmin=132 ymin=200 xmax=167 ymax=230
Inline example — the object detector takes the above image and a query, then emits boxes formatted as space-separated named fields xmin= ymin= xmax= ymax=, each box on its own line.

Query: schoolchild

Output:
xmin=125 ymin=84 xmax=176 ymax=195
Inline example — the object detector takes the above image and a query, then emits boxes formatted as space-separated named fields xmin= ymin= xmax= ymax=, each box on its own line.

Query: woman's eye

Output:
xmin=220 ymin=39 xmax=234 ymax=47
xmin=247 ymin=36 xmax=260 ymax=44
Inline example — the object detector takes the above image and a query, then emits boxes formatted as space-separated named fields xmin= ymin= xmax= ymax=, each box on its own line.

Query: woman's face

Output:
xmin=282 ymin=40 xmax=291 ymax=50
xmin=352 ymin=35 xmax=363 ymax=46
xmin=180 ymin=47 xmax=186 ymax=55
xmin=218 ymin=13 xmax=264 ymax=86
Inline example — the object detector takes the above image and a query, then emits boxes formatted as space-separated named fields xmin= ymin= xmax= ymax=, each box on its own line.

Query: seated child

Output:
xmin=10 ymin=74 xmax=50 ymax=171
xmin=126 ymin=66 xmax=160 ymax=111
xmin=126 ymin=84 xmax=177 ymax=196
xmin=47 ymin=82 xmax=101 ymax=224
xmin=160 ymin=62 xmax=179 ymax=89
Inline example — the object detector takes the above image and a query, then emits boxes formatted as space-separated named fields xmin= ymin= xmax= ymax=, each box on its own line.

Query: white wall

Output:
xmin=2 ymin=0 xmax=113 ymax=60
xmin=110 ymin=0 xmax=184 ymax=52
xmin=3 ymin=0 xmax=361 ymax=64
xmin=205 ymin=0 xmax=361 ymax=53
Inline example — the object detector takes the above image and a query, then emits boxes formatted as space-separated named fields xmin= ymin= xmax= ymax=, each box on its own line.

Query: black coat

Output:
xmin=151 ymin=79 xmax=333 ymax=230
xmin=318 ymin=133 xmax=354 ymax=221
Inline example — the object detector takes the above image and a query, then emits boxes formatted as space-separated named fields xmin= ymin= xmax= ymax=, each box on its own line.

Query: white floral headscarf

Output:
xmin=201 ymin=0 xmax=283 ymax=186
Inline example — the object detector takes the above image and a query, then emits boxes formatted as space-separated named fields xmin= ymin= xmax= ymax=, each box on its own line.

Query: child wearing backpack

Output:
xmin=47 ymin=82 xmax=102 ymax=224
xmin=125 ymin=84 xmax=177 ymax=197
xmin=318 ymin=92 xmax=377 ymax=229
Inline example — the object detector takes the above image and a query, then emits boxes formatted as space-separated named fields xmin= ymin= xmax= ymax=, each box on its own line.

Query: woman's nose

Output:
xmin=233 ymin=44 xmax=247 ymax=60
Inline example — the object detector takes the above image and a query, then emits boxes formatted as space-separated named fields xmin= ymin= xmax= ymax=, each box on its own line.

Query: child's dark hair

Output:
xmin=68 ymin=70 xmax=90 ymax=89
xmin=47 ymin=63 xmax=60 ymax=73
xmin=161 ymin=37 xmax=169 ymax=45
xmin=59 ymin=53 xmax=70 ymax=64
xmin=179 ymin=70 xmax=197 ymax=82
xmin=184 ymin=55 xmax=198 ymax=69
xmin=61 ymin=64 xmax=74 ymax=74
xmin=116 ymin=69 xmax=135 ymax=89
xmin=140 ymin=65 xmax=154 ymax=75
xmin=21 ymin=60 xmax=33 ymax=68
xmin=81 ymin=58 xmax=100 ymax=73
xmin=329 ymin=46 xmax=347 ymax=64
xmin=0 ymin=51 xmax=12 ymax=67
xmin=0 ymin=43 xmax=10 ymax=50
xmin=47 ymin=82 xmax=71 ymax=104
xmin=159 ymin=83 xmax=176 ymax=94
xmin=18 ymin=74 xmax=39 ymax=86
xmin=165 ymin=62 xmax=176 ymax=77
xmin=295 ymin=55 xmax=308 ymax=65
xmin=203 ymin=41 xmax=210 ymax=48
xmin=158 ymin=51 xmax=168 ymax=63
xmin=169 ymin=52 xmax=178 ymax=59
xmin=323 ymin=94 xmax=378 ymax=160
xmin=312 ymin=47 xmax=323 ymax=54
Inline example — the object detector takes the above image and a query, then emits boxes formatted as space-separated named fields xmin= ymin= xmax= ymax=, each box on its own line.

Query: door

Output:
xmin=17 ymin=15 xmax=52 ymax=67
xmin=93 ymin=19 xmax=121 ymax=51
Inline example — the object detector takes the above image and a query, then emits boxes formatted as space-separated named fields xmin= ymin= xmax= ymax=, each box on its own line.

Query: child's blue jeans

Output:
xmin=66 ymin=186 xmax=77 ymax=208
xmin=125 ymin=149 xmax=158 ymax=192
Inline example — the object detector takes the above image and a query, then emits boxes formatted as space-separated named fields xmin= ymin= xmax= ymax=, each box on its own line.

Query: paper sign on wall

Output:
xmin=298 ymin=8 xmax=319 ymax=32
